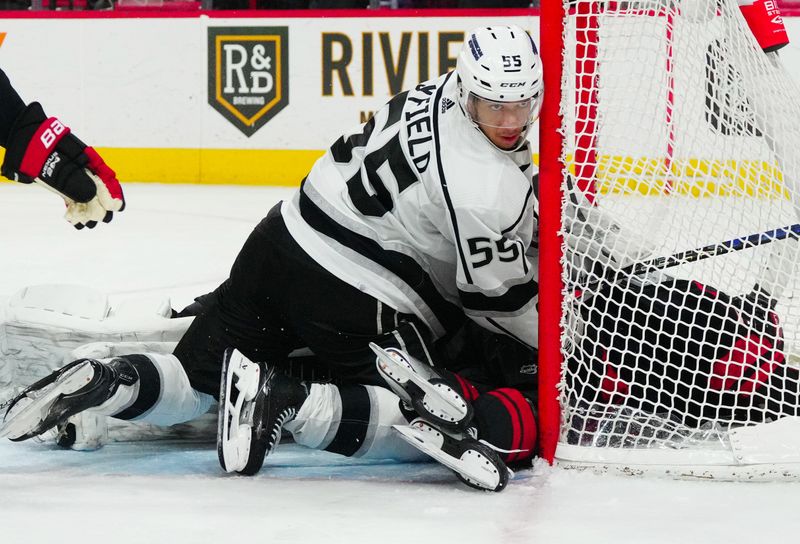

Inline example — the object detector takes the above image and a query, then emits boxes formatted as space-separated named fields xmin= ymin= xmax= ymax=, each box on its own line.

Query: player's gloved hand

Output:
xmin=1 ymin=102 xmax=125 ymax=229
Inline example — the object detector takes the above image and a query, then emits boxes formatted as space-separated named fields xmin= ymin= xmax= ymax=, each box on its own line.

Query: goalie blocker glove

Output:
xmin=739 ymin=0 xmax=789 ymax=53
xmin=1 ymin=102 xmax=125 ymax=229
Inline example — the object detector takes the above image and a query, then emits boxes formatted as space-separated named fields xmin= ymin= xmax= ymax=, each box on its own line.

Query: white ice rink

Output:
xmin=2 ymin=182 xmax=800 ymax=544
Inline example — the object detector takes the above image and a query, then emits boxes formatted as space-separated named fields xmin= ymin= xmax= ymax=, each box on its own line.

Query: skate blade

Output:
xmin=0 ymin=361 xmax=95 ymax=440
xmin=218 ymin=349 xmax=260 ymax=473
xmin=371 ymin=343 xmax=469 ymax=420
xmin=393 ymin=423 xmax=505 ymax=491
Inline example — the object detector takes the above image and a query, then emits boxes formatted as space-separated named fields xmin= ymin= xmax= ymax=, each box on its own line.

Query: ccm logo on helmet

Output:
xmin=500 ymin=82 xmax=526 ymax=88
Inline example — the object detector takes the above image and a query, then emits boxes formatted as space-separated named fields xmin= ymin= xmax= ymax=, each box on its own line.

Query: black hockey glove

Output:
xmin=1 ymin=102 xmax=125 ymax=229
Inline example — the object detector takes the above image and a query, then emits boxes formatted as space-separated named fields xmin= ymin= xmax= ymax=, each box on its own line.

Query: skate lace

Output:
xmin=465 ymin=426 xmax=528 ymax=455
xmin=268 ymin=407 xmax=297 ymax=452
xmin=478 ymin=439 xmax=528 ymax=455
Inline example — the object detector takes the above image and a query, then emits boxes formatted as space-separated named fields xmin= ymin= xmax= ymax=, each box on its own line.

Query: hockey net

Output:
xmin=538 ymin=0 xmax=800 ymax=478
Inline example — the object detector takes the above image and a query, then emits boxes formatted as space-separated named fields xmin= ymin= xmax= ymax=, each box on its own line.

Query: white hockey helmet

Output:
xmin=456 ymin=25 xmax=543 ymax=152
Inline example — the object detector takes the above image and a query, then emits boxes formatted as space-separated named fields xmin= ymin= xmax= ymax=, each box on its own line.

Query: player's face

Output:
xmin=469 ymin=95 xmax=535 ymax=150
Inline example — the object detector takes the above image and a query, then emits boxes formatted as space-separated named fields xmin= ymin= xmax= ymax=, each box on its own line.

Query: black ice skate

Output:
xmin=0 ymin=358 xmax=133 ymax=441
xmin=370 ymin=342 xmax=473 ymax=432
xmin=217 ymin=349 xmax=307 ymax=476
xmin=393 ymin=418 xmax=512 ymax=492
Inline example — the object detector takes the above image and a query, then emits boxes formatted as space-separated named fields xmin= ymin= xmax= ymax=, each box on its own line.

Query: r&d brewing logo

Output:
xmin=208 ymin=27 xmax=289 ymax=137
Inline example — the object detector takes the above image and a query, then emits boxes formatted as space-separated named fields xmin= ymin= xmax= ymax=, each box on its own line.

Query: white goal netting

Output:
xmin=554 ymin=0 xmax=800 ymax=476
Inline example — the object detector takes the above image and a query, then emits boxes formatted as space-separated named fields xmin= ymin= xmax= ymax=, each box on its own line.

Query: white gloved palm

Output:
xmin=37 ymin=170 xmax=124 ymax=229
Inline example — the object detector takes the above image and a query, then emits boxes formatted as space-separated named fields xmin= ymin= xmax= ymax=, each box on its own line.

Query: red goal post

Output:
xmin=538 ymin=0 xmax=567 ymax=465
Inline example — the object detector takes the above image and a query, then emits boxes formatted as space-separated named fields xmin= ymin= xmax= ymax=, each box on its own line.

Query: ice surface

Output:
xmin=1 ymin=183 xmax=800 ymax=544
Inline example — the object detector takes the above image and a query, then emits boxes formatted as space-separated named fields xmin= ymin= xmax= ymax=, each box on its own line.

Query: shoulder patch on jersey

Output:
xmin=441 ymin=97 xmax=455 ymax=114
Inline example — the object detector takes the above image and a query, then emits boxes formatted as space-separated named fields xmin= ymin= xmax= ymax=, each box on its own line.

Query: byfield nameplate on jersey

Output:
xmin=208 ymin=27 xmax=289 ymax=137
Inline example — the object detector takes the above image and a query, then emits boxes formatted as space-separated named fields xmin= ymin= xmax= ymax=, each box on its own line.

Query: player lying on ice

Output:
xmin=561 ymin=163 xmax=800 ymax=441
xmin=0 ymin=26 xmax=543 ymax=493
xmin=568 ymin=275 xmax=800 ymax=435
xmin=0 ymin=68 xmax=124 ymax=229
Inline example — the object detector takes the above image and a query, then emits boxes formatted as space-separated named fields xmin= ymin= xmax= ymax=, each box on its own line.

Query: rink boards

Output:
xmin=0 ymin=9 xmax=535 ymax=185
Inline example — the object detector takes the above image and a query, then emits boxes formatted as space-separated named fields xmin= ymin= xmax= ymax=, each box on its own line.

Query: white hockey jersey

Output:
xmin=282 ymin=72 xmax=538 ymax=349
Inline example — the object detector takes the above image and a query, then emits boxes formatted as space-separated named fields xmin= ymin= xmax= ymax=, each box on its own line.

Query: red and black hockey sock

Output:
xmin=473 ymin=388 xmax=538 ymax=465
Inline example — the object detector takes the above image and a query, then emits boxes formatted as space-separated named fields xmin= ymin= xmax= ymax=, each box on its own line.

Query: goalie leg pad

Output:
xmin=55 ymin=411 xmax=108 ymax=451
xmin=0 ymin=283 xmax=191 ymax=408
xmin=393 ymin=418 xmax=512 ymax=492
xmin=371 ymin=342 xmax=473 ymax=432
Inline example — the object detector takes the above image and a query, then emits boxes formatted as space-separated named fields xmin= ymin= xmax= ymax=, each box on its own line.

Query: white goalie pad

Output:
xmin=0 ymin=283 xmax=193 ymax=406
xmin=0 ymin=284 xmax=218 ymax=450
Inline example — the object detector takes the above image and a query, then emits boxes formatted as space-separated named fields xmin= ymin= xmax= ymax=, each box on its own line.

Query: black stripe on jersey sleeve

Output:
xmin=431 ymin=72 xmax=474 ymax=285
xmin=298 ymin=188 xmax=466 ymax=334
xmin=519 ymin=241 xmax=530 ymax=276
xmin=458 ymin=279 xmax=537 ymax=314
xmin=384 ymin=90 xmax=409 ymax=130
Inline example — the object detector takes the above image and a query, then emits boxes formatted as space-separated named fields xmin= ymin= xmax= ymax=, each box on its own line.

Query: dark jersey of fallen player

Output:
xmin=569 ymin=277 xmax=800 ymax=428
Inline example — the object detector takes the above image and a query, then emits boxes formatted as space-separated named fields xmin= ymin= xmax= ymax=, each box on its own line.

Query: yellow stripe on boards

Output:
xmin=0 ymin=148 xmax=791 ymax=198
xmin=0 ymin=148 xmax=325 ymax=186
xmin=103 ymin=148 xmax=325 ymax=186
xmin=565 ymin=154 xmax=791 ymax=199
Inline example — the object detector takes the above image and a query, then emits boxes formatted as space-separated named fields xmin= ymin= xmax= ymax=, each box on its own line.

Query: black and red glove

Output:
xmin=1 ymin=102 xmax=125 ymax=229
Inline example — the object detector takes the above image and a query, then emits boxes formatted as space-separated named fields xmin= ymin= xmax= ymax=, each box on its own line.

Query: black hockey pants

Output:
xmin=174 ymin=203 xmax=436 ymax=397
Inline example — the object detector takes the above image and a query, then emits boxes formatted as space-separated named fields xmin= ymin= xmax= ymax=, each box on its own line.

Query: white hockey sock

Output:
xmin=283 ymin=383 xmax=338 ymax=449
xmin=284 ymin=383 xmax=426 ymax=461
xmin=92 ymin=353 xmax=213 ymax=426
xmin=93 ymin=377 xmax=136 ymax=417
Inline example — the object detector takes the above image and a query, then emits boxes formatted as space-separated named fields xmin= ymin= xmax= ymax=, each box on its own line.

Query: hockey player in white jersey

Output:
xmin=0 ymin=26 xmax=541 ymax=492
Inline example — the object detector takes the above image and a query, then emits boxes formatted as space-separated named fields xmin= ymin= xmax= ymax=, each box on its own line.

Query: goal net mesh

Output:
xmin=556 ymin=0 xmax=800 ymax=466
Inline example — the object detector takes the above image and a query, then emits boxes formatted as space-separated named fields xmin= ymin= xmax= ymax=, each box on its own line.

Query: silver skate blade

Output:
xmin=0 ymin=361 xmax=95 ymax=440
xmin=392 ymin=424 xmax=504 ymax=491
xmin=370 ymin=343 xmax=468 ymax=419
